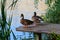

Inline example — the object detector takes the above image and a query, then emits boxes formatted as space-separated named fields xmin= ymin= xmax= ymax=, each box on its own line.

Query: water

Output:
xmin=10 ymin=11 xmax=35 ymax=40
xmin=0 ymin=0 xmax=48 ymax=40
xmin=0 ymin=9 xmax=47 ymax=40
xmin=9 ymin=11 xmax=48 ymax=40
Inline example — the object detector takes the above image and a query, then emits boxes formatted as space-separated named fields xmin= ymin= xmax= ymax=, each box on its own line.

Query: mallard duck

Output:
xmin=20 ymin=14 xmax=34 ymax=28
xmin=32 ymin=12 xmax=44 ymax=23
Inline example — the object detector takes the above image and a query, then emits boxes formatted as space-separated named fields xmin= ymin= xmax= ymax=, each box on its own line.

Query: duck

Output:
xmin=32 ymin=12 xmax=44 ymax=23
xmin=20 ymin=14 xmax=34 ymax=28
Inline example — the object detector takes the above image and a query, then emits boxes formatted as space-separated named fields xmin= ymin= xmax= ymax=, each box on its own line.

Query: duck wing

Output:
xmin=24 ymin=19 xmax=33 ymax=25
xmin=21 ymin=19 xmax=33 ymax=25
xmin=36 ymin=16 xmax=44 ymax=21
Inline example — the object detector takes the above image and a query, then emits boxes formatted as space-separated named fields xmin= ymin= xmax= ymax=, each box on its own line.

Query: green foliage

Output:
xmin=34 ymin=0 xmax=39 ymax=9
xmin=45 ymin=0 xmax=60 ymax=23
xmin=8 ymin=0 xmax=18 ymax=9
xmin=45 ymin=0 xmax=54 ymax=7
xmin=40 ymin=15 xmax=48 ymax=22
xmin=0 ymin=0 xmax=17 ymax=40
xmin=11 ymin=30 xmax=17 ymax=40
xmin=48 ymin=32 xmax=60 ymax=40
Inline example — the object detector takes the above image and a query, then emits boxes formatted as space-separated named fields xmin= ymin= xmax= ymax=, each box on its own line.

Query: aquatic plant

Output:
xmin=34 ymin=0 xmax=39 ymax=9
xmin=45 ymin=0 xmax=60 ymax=23
xmin=0 ymin=0 xmax=18 ymax=40
xmin=48 ymin=32 xmax=60 ymax=40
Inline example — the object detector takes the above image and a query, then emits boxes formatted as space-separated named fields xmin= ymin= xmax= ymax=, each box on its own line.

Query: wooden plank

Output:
xmin=16 ymin=24 xmax=60 ymax=34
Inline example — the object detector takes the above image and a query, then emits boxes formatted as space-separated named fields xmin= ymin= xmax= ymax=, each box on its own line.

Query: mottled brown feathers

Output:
xmin=20 ymin=14 xmax=33 ymax=25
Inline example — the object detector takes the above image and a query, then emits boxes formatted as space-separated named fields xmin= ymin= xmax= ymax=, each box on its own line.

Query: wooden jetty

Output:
xmin=16 ymin=23 xmax=60 ymax=40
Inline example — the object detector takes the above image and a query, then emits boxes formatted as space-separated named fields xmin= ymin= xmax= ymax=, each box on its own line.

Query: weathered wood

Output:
xmin=16 ymin=24 xmax=60 ymax=34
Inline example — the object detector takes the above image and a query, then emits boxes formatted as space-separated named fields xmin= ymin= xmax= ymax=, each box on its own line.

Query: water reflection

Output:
xmin=0 ymin=9 xmax=48 ymax=40
xmin=10 ymin=11 xmax=35 ymax=40
xmin=0 ymin=0 xmax=47 ymax=39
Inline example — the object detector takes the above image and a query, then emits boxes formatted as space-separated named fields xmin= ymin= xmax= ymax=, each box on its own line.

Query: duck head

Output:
xmin=34 ymin=12 xmax=36 ymax=16
xmin=20 ymin=14 xmax=24 ymax=19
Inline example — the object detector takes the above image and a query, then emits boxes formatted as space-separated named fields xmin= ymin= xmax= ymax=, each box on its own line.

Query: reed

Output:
xmin=0 ymin=0 xmax=18 ymax=40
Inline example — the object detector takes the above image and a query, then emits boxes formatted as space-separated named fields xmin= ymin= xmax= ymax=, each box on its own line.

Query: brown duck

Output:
xmin=32 ymin=12 xmax=44 ymax=23
xmin=20 ymin=14 xmax=33 ymax=28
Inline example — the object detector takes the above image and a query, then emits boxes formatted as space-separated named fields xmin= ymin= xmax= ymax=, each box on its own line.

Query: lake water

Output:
xmin=0 ymin=9 xmax=47 ymax=40
xmin=9 ymin=10 xmax=48 ymax=40
xmin=0 ymin=0 xmax=48 ymax=40
xmin=10 ymin=11 xmax=35 ymax=40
